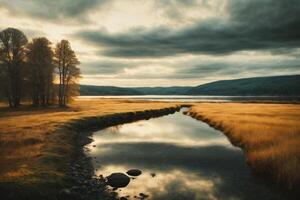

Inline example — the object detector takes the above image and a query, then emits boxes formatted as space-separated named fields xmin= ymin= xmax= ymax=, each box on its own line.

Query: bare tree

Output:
xmin=26 ymin=37 xmax=54 ymax=106
xmin=0 ymin=28 xmax=28 ymax=107
xmin=54 ymin=40 xmax=80 ymax=107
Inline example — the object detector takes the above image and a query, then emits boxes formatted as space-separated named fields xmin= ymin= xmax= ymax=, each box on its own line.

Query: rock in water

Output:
xmin=126 ymin=169 xmax=142 ymax=176
xmin=106 ymin=173 xmax=130 ymax=188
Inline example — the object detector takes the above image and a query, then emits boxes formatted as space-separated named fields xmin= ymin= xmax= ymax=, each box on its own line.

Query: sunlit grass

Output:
xmin=188 ymin=103 xmax=300 ymax=189
xmin=0 ymin=99 xmax=179 ymax=185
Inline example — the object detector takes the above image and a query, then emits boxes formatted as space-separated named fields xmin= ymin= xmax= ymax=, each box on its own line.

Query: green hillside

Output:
xmin=80 ymin=85 xmax=142 ymax=95
xmin=187 ymin=75 xmax=300 ymax=96
xmin=132 ymin=86 xmax=193 ymax=95
xmin=80 ymin=75 xmax=300 ymax=96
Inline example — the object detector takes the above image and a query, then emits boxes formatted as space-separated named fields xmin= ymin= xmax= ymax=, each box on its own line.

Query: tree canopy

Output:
xmin=0 ymin=28 xmax=28 ymax=107
xmin=0 ymin=27 xmax=81 ymax=107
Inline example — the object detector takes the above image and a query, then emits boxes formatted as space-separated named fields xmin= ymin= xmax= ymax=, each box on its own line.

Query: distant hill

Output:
xmin=80 ymin=75 xmax=300 ymax=96
xmin=80 ymin=85 xmax=142 ymax=95
xmin=187 ymin=75 xmax=300 ymax=96
xmin=131 ymin=86 xmax=193 ymax=95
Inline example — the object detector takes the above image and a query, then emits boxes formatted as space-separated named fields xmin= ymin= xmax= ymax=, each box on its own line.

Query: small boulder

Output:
xmin=106 ymin=173 xmax=130 ymax=188
xmin=126 ymin=169 xmax=142 ymax=176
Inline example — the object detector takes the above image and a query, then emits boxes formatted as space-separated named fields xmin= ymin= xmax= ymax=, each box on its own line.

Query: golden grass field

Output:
xmin=187 ymin=103 xmax=300 ymax=189
xmin=0 ymin=99 xmax=178 ymax=186
xmin=1 ymin=100 xmax=299 ymax=193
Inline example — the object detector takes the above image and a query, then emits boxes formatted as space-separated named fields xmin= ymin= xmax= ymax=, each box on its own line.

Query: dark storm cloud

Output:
xmin=157 ymin=0 xmax=197 ymax=6
xmin=173 ymin=58 xmax=300 ymax=79
xmin=176 ymin=63 xmax=241 ymax=79
xmin=0 ymin=0 xmax=198 ymax=23
xmin=154 ymin=0 xmax=198 ymax=20
xmin=81 ymin=60 xmax=139 ymax=75
xmin=81 ymin=56 xmax=300 ymax=80
xmin=75 ymin=0 xmax=300 ymax=58
xmin=0 ymin=0 xmax=109 ymax=22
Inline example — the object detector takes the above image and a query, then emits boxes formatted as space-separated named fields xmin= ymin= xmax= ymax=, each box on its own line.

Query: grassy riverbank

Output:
xmin=187 ymin=103 xmax=300 ymax=191
xmin=0 ymin=99 xmax=179 ymax=199
xmin=1 ymin=100 xmax=299 ymax=198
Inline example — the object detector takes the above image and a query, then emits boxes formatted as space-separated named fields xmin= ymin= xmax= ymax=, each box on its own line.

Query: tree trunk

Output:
xmin=58 ymin=65 xmax=63 ymax=107
xmin=45 ymin=73 xmax=51 ymax=105
xmin=6 ymin=89 xmax=13 ymax=108
xmin=61 ymin=55 xmax=66 ymax=107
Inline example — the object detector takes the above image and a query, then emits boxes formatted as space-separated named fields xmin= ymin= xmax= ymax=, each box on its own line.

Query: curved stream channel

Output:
xmin=86 ymin=108 xmax=286 ymax=200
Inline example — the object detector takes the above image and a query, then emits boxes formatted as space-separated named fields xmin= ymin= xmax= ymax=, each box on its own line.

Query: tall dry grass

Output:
xmin=187 ymin=103 xmax=300 ymax=189
xmin=0 ymin=99 xmax=179 ymax=185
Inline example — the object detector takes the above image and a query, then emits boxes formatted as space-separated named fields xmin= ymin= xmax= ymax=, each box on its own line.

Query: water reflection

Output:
xmin=88 ymin=110 xmax=285 ymax=200
xmin=91 ymin=111 xmax=234 ymax=148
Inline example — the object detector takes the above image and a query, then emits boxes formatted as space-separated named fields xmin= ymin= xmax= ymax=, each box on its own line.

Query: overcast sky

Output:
xmin=0 ymin=0 xmax=299 ymax=86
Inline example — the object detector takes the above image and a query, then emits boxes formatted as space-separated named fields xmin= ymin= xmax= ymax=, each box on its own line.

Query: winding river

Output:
xmin=87 ymin=108 xmax=286 ymax=200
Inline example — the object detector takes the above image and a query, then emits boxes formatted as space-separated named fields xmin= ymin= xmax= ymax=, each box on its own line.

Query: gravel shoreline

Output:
xmin=59 ymin=106 xmax=182 ymax=200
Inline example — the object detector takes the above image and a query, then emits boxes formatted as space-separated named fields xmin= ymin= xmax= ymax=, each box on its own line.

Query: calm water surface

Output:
xmin=79 ymin=95 xmax=300 ymax=102
xmin=87 ymin=109 xmax=286 ymax=200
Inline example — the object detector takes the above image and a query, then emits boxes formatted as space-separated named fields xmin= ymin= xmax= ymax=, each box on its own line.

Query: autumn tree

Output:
xmin=26 ymin=37 xmax=54 ymax=106
xmin=0 ymin=28 xmax=28 ymax=107
xmin=54 ymin=40 xmax=80 ymax=107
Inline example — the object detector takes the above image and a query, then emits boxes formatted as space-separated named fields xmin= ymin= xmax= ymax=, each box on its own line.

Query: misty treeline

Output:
xmin=0 ymin=27 xmax=80 ymax=108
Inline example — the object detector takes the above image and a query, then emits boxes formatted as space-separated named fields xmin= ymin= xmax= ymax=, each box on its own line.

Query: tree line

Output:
xmin=0 ymin=27 xmax=80 ymax=108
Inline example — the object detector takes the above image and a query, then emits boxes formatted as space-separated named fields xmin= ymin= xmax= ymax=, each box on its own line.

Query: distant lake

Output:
xmin=78 ymin=95 xmax=300 ymax=102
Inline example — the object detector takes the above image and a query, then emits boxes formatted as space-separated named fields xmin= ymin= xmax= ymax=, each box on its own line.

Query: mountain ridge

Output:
xmin=80 ymin=75 xmax=300 ymax=96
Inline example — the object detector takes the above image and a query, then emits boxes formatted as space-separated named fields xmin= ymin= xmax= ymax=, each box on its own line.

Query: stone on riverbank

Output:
xmin=106 ymin=173 xmax=130 ymax=188
xmin=126 ymin=169 xmax=142 ymax=176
